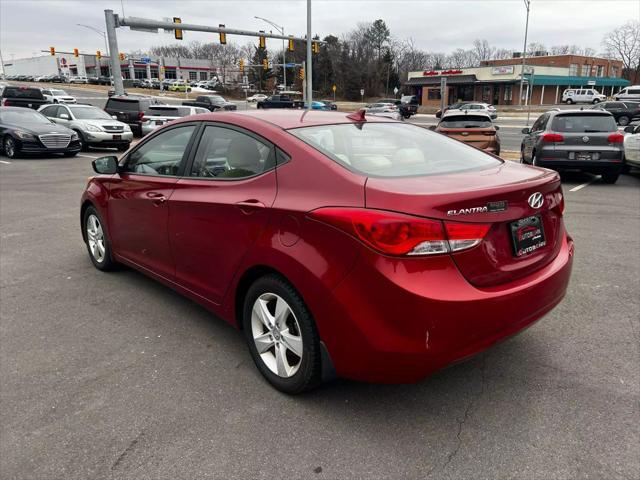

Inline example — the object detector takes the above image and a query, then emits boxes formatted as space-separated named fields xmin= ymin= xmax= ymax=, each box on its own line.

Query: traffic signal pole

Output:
xmin=306 ymin=0 xmax=312 ymax=110
xmin=105 ymin=10 xmax=124 ymax=95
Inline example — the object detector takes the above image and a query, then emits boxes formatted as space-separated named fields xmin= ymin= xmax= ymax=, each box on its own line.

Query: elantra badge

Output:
xmin=447 ymin=200 xmax=508 ymax=216
xmin=528 ymin=192 xmax=544 ymax=209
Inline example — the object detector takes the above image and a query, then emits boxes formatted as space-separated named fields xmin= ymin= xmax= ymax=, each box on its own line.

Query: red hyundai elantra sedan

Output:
xmin=81 ymin=109 xmax=574 ymax=393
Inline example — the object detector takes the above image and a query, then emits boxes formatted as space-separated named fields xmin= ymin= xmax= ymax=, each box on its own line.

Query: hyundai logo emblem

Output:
xmin=528 ymin=192 xmax=544 ymax=209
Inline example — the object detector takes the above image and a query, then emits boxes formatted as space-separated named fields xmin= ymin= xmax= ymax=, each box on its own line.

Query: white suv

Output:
xmin=562 ymin=88 xmax=606 ymax=104
xmin=614 ymin=86 xmax=640 ymax=102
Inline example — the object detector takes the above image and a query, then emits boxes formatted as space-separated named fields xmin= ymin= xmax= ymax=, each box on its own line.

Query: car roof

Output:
xmin=548 ymin=109 xmax=613 ymax=117
xmin=172 ymin=109 xmax=397 ymax=130
xmin=442 ymin=110 xmax=491 ymax=119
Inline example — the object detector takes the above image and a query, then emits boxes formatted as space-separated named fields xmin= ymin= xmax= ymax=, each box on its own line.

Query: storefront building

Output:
xmin=405 ymin=55 xmax=628 ymax=107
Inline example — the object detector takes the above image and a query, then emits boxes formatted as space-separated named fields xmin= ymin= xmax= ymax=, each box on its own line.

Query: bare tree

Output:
xmin=527 ymin=42 xmax=547 ymax=55
xmin=472 ymin=39 xmax=496 ymax=63
xmin=602 ymin=20 xmax=640 ymax=78
xmin=448 ymin=48 xmax=477 ymax=68
xmin=494 ymin=48 xmax=514 ymax=60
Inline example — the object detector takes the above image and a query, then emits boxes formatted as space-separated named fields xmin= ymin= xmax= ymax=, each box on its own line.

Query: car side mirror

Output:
xmin=60 ymin=113 xmax=70 ymax=120
xmin=111 ymin=115 xmax=117 ymax=119
xmin=92 ymin=156 xmax=118 ymax=175
xmin=521 ymin=127 xmax=531 ymax=134
xmin=494 ymin=125 xmax=500 ymax=130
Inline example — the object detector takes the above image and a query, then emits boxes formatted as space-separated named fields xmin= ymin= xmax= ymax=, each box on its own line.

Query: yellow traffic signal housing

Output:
xmin=239 ymin=58 xmax=245 ymax=73
xmin=312 ymin=41 xmax=320 ymax=54
xmin=219 ymin=24 xmax=226 ymax=44
xmin=50 ymin=47 xmax=55 ymax=56
xmin=299 ymin=67 xmax=305 ymax=80
xmin=288 ymin=37 xmax=294 ymax=52
xmin=73 ymin=48 xmax=79 ymax=58
xmin=96 ymin=50 xmax=102 ymax=60
xmin=259 ymin=31 xmax=266 ymax=49
xmin=174 ymin=17 xmax=183 ymax=40
xmin=262 ymin=58 xmax=268 ymax=71
xmin=119 ymin=52 xmax=125 ymax=61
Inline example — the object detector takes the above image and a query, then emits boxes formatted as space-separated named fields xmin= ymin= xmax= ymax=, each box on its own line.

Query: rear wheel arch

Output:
xmin=233 ymin=265 xmax=290 ymax=329
xmin=80 ymin=200 xmax=95 ymax=242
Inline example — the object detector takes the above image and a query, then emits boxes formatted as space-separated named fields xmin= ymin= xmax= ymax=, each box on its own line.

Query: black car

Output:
xmin=590 ymin=101 xmax=640 ymax=126
xmin=104 ymin=95 xmax=161 ymax=136
xmin=0 ymin=86 xmax=50 ymax=110
xmin=183 ymin=95 xmax=238 ymax=111
xmin=49 ymin=75 xmax=66 ymax=83
xmin=0 ymin=107 xmax=81 ymax=158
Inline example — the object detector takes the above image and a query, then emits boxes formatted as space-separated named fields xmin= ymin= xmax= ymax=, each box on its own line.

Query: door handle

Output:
xmin=146 ymin=191 xmax=167 ymax=205
xmin=235 ymin=199 xmax=266 ymax=214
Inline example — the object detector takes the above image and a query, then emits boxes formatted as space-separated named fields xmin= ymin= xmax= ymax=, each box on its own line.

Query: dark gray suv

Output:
xmin=520 ymin=110 xmax=625 ymax=184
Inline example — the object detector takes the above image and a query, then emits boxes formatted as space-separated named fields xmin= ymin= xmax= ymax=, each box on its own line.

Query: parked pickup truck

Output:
xmin=256 ymin=95 xmax=305 ymax=109
xmin=1 ymin=86 xmax=50 ymax=110
xmin=182 ymin=95 xmax=237 ymax=112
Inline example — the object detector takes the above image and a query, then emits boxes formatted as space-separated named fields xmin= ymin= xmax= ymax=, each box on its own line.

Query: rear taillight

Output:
xmin=137 ymin=111 xmax=145 ymax=121
xmin=309 ymin=208 xmax=490 ymax=256
xmin=607 ymin=133 xmax=624 ymax=143
xmin=1 ymin=99 xmax=9 ymax=106
xmin=542 ymin=133 xmax=564 ymax=143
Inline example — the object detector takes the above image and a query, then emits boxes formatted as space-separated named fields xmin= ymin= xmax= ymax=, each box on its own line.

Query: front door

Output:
xmin=108 ymin=124 xmax=198 ymax=279
xmin=169 ymin=124 xmax=278 ymax=304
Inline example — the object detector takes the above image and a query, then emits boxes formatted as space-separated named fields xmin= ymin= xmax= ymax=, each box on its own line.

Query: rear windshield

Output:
xmin=107 ymin=99 xmax=139 ymax=111
xmin=148 ymin=106 xmax=193 ymax=117
xmin=2 ymin=87 xmax=44 ymax=99
xmin=289 ymin=122 xmax=501 ymax=178
xmin=440 ymin=115 xmax=492 ymax=128
xmin=551 ymin=114 xmax=617 ymax=133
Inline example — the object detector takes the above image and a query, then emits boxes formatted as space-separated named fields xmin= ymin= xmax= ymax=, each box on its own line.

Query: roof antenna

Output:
xmin=346 ymin=108 xmax=366 ymax=122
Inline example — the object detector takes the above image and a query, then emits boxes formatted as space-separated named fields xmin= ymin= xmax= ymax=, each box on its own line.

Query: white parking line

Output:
xmin=76 ymin=154 xmax=100 ymax=159
xmin=569 ymin=176 xmax=600 ymax=192
xmin=0 ymin=160 xmax=11 ymax=165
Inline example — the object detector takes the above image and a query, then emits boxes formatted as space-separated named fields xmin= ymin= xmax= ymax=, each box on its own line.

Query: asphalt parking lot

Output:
xmin=0 ymin=150 xmax=638 ymax=479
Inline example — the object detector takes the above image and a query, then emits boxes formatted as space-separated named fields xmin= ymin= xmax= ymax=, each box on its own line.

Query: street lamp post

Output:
xmin=518 ymin=0 xmax=531 ymax=107
xmin=77 ymin=23 xmax=111 ymax=78
xmin=254 ymin=16 xmax=286 ymax=89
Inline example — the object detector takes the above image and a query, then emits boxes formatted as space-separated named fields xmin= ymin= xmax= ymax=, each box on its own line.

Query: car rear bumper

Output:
xmin=320 ymin=233 xmax=574 ymax=383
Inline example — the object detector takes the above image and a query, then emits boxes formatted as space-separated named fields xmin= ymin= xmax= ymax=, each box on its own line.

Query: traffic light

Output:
xmin=119 ymin=52 xmax=125 ymax=61
xmin=288 ymin=37 xmax=294 ymax=52
xmin=49 ymin=47 xmax=55 ymax=56
xmin=96 ymin=50 xmax=101 ymax=60
xmin=299 ymin=67 xmax=305 ymax=80
xmin=73 ymin=48 xmax=79 ymax=58
xmin=219 ymin=24 xmax=226 ymax=45
xmin=312 ymin=41 xmax=320 ymax=54
xmin=262 ymin=58 xmax=268 ymax=71
xmin=239 ymin=58 xmax=245 ymax=73
xmin=174 ymin=17 xmax=183 ymax=40
xmin=259 ymin=31 xmax=265 ymax=49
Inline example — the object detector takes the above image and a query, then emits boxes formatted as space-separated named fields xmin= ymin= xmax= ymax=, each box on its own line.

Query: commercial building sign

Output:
xmin=423 ymin=69 xmax=463 ymax=76
xmin=491 ymin=66 xmax=514 ymax=75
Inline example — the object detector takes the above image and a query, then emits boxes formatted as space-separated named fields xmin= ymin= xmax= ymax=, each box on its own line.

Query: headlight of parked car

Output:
xmin=71 ymin=131 xmax=79 ymax=140
xmin=123 ymin=124 xmax=132 ymax=132
xmin=85 ymin=124 xmax=102 ymax=132
xmin=15 ymin=130 xmax=35 ymax=140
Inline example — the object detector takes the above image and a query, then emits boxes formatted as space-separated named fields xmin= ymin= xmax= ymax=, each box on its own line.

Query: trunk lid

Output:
xmin=365 ymin=161 xmax=565 ymax=287
xmin=438 ymin=127 xmax=497 ymax=150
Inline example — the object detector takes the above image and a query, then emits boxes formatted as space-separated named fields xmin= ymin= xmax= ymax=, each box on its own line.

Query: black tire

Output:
xmin=117 ymin=143 xmax=130 ymax=152
xmin=566 ymin=98 xmax=574 ymax=105
xmin=63 ymin=151 xmax=78 ymax=157
xmin=601 ymin=172 xmax=619 ymax=184
xmin=242 ymin=274 xmax=322 ymax=394
xmin=83 ymin=206 xmax=116 ymax=271
xmin=532 ymin=150 xmax=539 ymax=166
xmin=3 ymin=136 xmax=19 ymax=159
xmin=75 ymin=130 xmax=89 ymax=151
xmin=618 ymin=115 xmax=630 ymax=126
xmin=592 ymin=98 xmax=600 ymax=104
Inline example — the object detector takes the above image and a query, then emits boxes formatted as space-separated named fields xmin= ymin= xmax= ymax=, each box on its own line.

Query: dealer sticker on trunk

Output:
xmin=511 ymin=215 xmax=546 ymax=257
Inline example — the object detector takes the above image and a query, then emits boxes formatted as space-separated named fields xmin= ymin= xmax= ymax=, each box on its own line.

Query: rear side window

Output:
xmin=551 ymin=114 xmax=617 ymax=133
xmin=3 ymin=87 xmax=44 ymax=99
xmin=440 ymin=115 xmax=492 ymax=128
xmin=107 ymin=99 xmax=138 ymax=111
xmin=289 ymin=123 xmax=501 ymax=178
xmin=628 ymin=88 xmax=640 ymax=94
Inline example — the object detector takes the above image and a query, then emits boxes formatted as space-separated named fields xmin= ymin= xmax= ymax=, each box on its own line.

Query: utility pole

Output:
xmin=104 ymin=10 xmax=124 ymax=95
xmin=306 ymin=0 xmax=312 ymax=110
xmin=518 ymin=0 xmax=531 ymax=107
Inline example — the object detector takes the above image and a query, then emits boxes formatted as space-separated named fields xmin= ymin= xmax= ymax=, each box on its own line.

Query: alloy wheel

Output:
xmin=4 ymin=137 xmax=16 ymax=158
xmin=251 ymin=293 xmax=303 ymax=378
xmin=86 ymin=214 xmax=106 ymax=263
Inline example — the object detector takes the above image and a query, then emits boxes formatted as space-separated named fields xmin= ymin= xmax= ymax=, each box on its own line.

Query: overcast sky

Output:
xmin=0 ymin=0 xmax=636 ymax=60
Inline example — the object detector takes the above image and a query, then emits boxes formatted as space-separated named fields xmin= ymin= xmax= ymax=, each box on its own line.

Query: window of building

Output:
xmin=426 ymin=88 xmax=441 ymax=100
xmin=581 ymin=64 xmax=590 ymax=77
xmin=189 ymin=71 xmax=198 ymax=81
xmin=200 ymin=71 xmax=208 ymax=81
xmin=504 ymin=85 xmax=513 ymax=102
xmin=569 ymin=63 xmax=578 ymax=76
xmin=164 ymin=70 xmax=176 ymax=79
xmin=611 ymin=66 xmax=619 ymax=77
xmin=596 ymin=65 xmax=605 ymax=77
xmin=134 ymin=68 xmax=147 ymax=79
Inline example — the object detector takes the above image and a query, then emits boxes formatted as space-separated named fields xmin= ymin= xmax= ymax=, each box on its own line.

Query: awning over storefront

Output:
xmin=405 ymin=75 xmax=477 ymax=86
xmin=523 ymin=75 xmax=630 ymax=87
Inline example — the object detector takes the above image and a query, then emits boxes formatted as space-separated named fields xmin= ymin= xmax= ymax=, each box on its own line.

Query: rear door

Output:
xmin=108 ymin=124 xmax=199 ymax=279
xmin=168 ymin=124 xmax=278 ymax=304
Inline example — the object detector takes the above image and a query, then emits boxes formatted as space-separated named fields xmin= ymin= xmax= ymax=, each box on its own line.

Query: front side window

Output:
xmin=190 ymin=126 xmax=274 ymax=179
xmin=69 ymin=107 xmax=112 ymax=120
xmin=39 ymin=105 xmax=60 ymax=117
xmin=124 ymin=125 xmax=196 ymax=176
xmin=289 ymin=123 xmax=501 ymax=178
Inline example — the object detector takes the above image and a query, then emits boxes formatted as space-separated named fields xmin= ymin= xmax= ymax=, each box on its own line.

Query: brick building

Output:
xmin=405 ymin=54 xmax=628 ymax=107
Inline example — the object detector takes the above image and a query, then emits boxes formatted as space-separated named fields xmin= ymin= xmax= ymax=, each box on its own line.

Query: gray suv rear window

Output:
xmin=551 ymin=115 xmax=617 ymax=133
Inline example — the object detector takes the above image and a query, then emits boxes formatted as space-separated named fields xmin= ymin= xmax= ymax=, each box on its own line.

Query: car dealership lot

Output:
xmin=0 ymin=153 xmax=638 ymax=479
